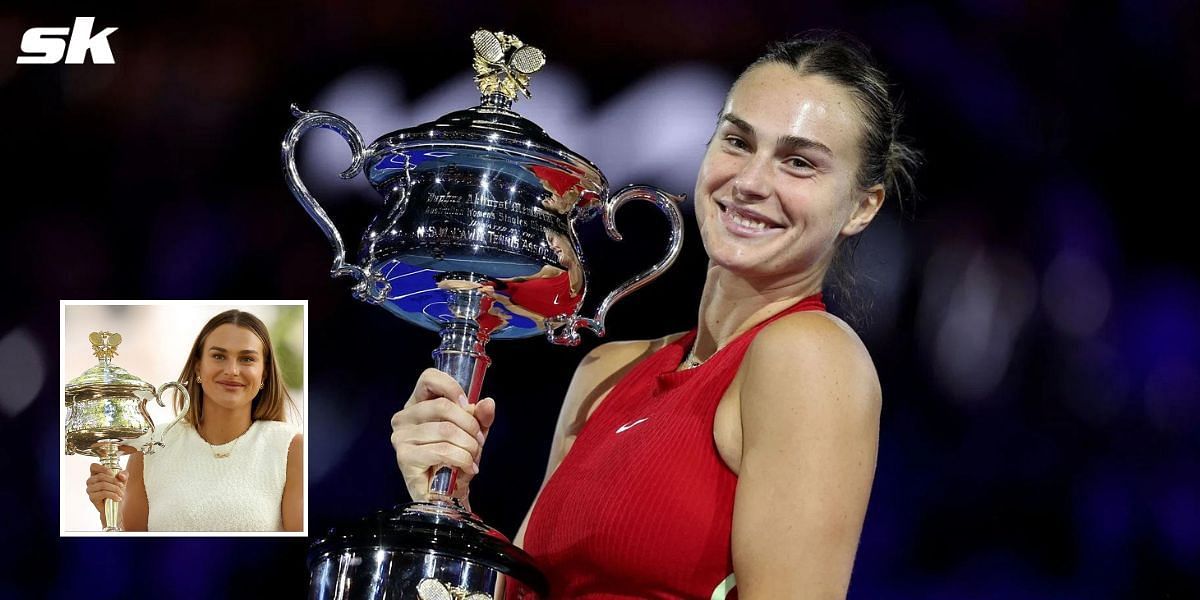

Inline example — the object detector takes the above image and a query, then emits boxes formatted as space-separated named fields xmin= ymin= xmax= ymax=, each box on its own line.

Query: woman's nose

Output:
xmin=732 ymin=155 xmax=771 ymax=200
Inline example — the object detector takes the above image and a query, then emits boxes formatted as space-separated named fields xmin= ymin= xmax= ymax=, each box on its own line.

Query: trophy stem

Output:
xmin=98 ymin=442 xmax=122 ymax=532
xmin=429 ymin=283 xmax=492 ymax=499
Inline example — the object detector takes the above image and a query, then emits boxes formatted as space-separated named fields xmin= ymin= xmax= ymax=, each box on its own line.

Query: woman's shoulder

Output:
xmin=573 ymin=331 xmax=689 ymax=390
xmin=557 ymin=332 xmax=690 ymax=436
xmin=252 ymin=419 xmax=301 ymax=444
xmin=753 ymin=309 xmax=872 ymax=361
xmin=254 ymin=419 xmax=297 ymax=431
xmin=742 ymin=310 xmax=881 ymax=409
xmin=584 ymin=331 xmax=689 ymax=364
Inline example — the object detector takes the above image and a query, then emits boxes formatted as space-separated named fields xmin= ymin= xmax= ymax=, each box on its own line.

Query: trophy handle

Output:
xmin=549 ymin=185 xmax=685 ymax=345
xmin=282 ymin=105 xmax=390 ymax=303
xmin=139 ymin=381 xmax=190 ymax=455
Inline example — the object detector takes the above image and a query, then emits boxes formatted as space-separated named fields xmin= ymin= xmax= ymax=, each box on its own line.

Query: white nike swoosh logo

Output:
xmin=616 ymin=417 xmax=649 ymax=434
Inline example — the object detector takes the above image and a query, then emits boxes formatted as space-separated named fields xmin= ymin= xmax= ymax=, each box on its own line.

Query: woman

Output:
xmin=391 ymin=32 xmax=919 ymax=597
xmin=84 ymin=309 xmax=304 ymax=532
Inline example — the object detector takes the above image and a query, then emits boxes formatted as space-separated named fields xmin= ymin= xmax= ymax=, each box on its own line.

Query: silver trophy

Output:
xmin=284 ymin=30 xmax=684 ymax=599
xmin=65 ymin=331 xmax=190 ymax=531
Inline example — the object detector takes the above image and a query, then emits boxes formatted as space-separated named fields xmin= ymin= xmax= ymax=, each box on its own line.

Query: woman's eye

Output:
xmin=240 ymin=357 xmax=256 ymax=363
xmin=787 ymin=157 xmax=816 ymax=171
xmin=211 ymin=353 xmax=224 ymax=360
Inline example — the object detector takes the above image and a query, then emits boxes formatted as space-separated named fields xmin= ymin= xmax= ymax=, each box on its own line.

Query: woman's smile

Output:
xmin=216 ymin=379 xmax=246 ymax=392
xmin=694 ymin=63 xmax=870 ymax=278
xmin=715 ymin=200 xmax=785 ymax=238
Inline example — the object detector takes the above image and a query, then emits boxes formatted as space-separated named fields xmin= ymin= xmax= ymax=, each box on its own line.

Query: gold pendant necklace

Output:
xmin=203 ymin=425 xmax=247 ymax=459
xmin=211 ymin=440 xmax=236 ymax=459
xmin=210 ymin=436 xmax=240 ymax=458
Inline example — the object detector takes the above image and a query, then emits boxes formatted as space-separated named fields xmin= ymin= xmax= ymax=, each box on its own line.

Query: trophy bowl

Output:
xmin=285 ymin=29 xmax=684 ymax=599
xmin=65 ymin=331 xmax=190 ymax=531
xmin=283 ymin=30 xmax=684 ymax=347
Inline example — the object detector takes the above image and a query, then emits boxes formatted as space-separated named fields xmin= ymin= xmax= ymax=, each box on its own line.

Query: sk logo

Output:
xmin=17 ymin=17 xmax=118 ymax=65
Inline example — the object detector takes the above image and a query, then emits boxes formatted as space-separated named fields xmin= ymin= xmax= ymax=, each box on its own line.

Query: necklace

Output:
xmin=682 ymin=345 xmax=707 ymax=370
xmin=209 ymin=437 xmax=239 ymax=459
xmin=202 ymin=424 xmax=250 ymax=459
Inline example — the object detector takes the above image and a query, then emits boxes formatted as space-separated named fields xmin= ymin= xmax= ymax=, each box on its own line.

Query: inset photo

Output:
xmin=59 ymin=301 xmax=306 ymax=536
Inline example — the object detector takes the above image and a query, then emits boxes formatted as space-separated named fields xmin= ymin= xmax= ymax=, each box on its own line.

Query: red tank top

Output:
xmin=522 ymin=293 xmax=826 ymax=599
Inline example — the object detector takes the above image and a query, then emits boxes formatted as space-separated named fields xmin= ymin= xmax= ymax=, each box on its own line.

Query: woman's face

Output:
xmin=694 ymin=63 xmax=882 ymax=282
xmin=196 ymin=323 xmax=265 ymax=416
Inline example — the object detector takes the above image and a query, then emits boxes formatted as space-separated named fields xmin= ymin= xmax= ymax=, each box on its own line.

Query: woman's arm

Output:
xmin=732 ymin=312 xmax=881 ymax=599
xmin=121 ymin=452 xmax=149 ymax=531
xmin=282 ymin=433 xmax=304 ymax=532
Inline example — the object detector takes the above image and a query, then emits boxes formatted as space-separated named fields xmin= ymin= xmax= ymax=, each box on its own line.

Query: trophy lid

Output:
xmin=64 ymin=331 xmax=156 ymax=400
xmin=469 ymin=29 xmax=546 ymax=110
xmin=364 ymin=29 xmax=607 ymax=197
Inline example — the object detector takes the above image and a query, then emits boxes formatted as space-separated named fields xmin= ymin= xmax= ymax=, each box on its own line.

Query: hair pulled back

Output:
xmin=744 ymin=31 xmax=922 ymax=321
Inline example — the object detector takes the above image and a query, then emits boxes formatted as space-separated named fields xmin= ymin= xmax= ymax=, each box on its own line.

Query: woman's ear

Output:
xmin=841 ymin=184 xmax=885 ymax=237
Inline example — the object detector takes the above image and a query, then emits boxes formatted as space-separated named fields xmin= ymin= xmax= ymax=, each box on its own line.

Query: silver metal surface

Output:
xmin=283 ymin=100 xmax=684 ymax=342
xmin=289 ymin=29 xmax=682 ymax=598
xmin=309 ymin=545 xmax=539 ymax=600
xmin=309 ymin=550 xmax=501 ymax=600
xmin=547 ymin=184 xmax=685 ymax=345
xmin=429 ymin=282 xmax=492 ymax=499
xmin=282 ymin=104 xmax=382 ymax=303
xmin=308 ymin=502 xmax=545 ymax=600
xmin=64 ymin=333 xmax=192 ymax=531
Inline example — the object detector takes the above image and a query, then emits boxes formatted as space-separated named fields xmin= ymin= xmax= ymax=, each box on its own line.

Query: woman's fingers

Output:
xmin=472 ymin=397 xmax=497 ymax=432
xmin=405 ymin=368 xmax=468 ymax=408
xmin=409 ymin=443 xmax=478 ymax=474
xmin=394 ymin=397 xmax=484 ymax=440
xmin=392 ymin=424 xmax=481 ymax=464
xmin=89 ymin=489 xmax=123 ymax=503
xmin=87 ymin=463 xmax=127 ymax=481
xmin=86 ymin=463 xmax=127 ymax=508
xmin=394 ymin=437 xmax=479 ymax=495
xmin=87 ymin=480 xmax=125 ymax=497
xmin=394 ymin=370 xmax=498 ymax=502
xmin=412 ymin=421 xmax=482 ymax=457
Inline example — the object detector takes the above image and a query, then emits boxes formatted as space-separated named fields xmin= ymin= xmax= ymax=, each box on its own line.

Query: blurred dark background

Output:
xmin=3 ymin=0 xmax=1198 ymax=597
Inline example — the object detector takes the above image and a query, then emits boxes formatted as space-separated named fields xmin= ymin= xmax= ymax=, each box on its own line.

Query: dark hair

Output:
xmin=174 ymin=309 xmax=293 ymax=424
xmin=744 ymin=30 xmax=922 ymax=323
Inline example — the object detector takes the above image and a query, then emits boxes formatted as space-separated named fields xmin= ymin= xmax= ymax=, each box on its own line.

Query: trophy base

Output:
xmin=308 ymin=500 xmax=547 ymax=600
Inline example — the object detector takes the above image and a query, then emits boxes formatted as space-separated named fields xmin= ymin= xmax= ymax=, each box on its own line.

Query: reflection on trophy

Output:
xmin=64 ymin=331 xmax=191 ymax=532
xmin=284 ymin=29 xmax=684 ymax=598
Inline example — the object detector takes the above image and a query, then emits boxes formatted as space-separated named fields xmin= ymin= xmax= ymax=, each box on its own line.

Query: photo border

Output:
xmin=59 ymin=299 xmax=309 ymax=538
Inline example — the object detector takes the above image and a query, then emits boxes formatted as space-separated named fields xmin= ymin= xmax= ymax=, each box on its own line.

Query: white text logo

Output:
xmin=616 ymin=417 xmax=649 ymax=434
xmin=16 ymin=17 xmax=118 ymax=65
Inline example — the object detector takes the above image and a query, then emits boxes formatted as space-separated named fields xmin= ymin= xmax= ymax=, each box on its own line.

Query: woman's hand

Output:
xmin=391 ymin=368 xmax=496 ymax=504
xmin=85 ymin=462 xmax=127 ymax=527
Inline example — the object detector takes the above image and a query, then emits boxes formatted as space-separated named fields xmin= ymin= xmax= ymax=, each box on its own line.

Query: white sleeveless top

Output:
xmin=144 ymin=419 xmax=296 ymax=532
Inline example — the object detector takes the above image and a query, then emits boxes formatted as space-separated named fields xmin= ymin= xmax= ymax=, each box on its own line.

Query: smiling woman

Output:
xmin=82 ymin=310 xmax=304 ymax=532
xmin=390 ymin=30 xmax=920 ymax=598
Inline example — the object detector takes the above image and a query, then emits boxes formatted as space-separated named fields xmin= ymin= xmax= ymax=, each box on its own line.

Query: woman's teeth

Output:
xmin=730 ymin=212 xmax=768 ymax=230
